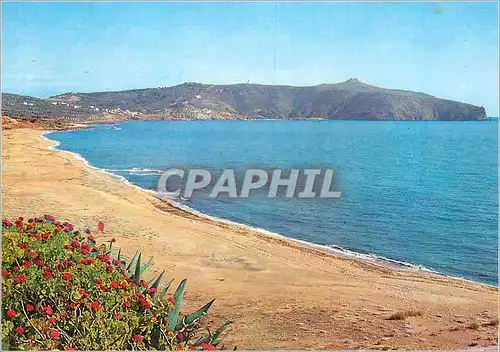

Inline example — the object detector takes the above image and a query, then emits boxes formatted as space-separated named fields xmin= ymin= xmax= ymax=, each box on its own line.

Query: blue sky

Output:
xmin=2 ymin=2 xmax=498 ymax=115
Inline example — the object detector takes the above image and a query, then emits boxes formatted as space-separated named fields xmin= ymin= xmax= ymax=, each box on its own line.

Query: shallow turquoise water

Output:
xmin=49 ymin=120 xmax=498 ymax=285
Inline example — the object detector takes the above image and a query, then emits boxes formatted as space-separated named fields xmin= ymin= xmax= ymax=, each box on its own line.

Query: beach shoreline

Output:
xmin=43 ymin=126 xmax=497 ymax=289
xmin=42 ymin=128 xmax=489 ymax=287
xmin=2 ymin=126 xmax=498 ymax=349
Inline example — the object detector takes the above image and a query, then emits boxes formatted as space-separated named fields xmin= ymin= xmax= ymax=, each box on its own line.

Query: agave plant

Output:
xmin=105 ymin=240 xmax=231 ymax=349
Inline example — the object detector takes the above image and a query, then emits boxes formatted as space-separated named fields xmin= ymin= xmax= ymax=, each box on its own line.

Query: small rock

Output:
xmin=469 ymin=342 xmax=478 ymax=347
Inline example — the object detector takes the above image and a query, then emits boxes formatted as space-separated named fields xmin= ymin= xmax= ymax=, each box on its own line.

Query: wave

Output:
xmin=41 ymin=131 xmax=496 ymax=288
xmin=107 ymin=167 xmax=164 ymax=175
xmin=42 ymin=132 xmax=158 ymax=196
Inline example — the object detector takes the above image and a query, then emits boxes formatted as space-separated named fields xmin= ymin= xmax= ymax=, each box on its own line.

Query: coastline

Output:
xmin=42 ymin=128 xmax=495 ymax=289
xmin=3 ymin=126 xmax=498 ymax=349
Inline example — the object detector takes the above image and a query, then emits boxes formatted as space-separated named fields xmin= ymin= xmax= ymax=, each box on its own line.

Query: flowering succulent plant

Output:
xmin=2 ymin=216 xmax=230 ymax=350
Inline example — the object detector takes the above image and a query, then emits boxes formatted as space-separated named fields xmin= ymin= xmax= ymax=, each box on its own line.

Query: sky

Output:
xmin=2 ymin=2 xmax=499 ymax=115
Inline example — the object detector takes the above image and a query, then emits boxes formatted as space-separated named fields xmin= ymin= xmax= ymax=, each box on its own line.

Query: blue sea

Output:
xmin=48 ymin=120 xmax=498 ymax=286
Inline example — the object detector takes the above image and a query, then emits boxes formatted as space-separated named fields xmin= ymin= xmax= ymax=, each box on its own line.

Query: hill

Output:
xmin=2 ymin=79 xmax=488 ymax=121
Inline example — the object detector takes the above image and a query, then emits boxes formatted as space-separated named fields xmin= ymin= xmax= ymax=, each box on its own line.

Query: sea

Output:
xmin=47 ymin=120 xmax=498 ymax=286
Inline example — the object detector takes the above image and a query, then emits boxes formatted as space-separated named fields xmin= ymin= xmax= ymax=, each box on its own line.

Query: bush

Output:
xmin=387 ymin=309 xmax=422 ymax=320
xmin=1 ymin=216 xmax=230 ymax=350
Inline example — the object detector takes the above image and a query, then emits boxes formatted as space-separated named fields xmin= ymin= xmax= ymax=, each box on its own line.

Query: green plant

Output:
xmin=1 ymin=216 xmax=230 ymax=350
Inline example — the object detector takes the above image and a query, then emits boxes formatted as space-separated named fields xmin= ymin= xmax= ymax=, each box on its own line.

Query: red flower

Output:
xmin=44 ymin=214 xmax=55 ymax=222
xmin=13 ymin=273 xmax=27 ymax=285
xmin=147 ymin=287 xmax=158 ymax=295
xmin=97 ymin=221 xmax=104 ymax=232
xmin=28 ymin=251 xmax=38 ymax=259
xmin=35 ymin=259 xmax=44 ymax=267
xmin=13 ymin=266 xmax=20 ymax=272
xmin=168 ymin=296 xmax=176 ymax=305
xmin=15 ymin=327 xmax=24 ymax=334
xmin=139 ymin=298 xmax=150 ymax=310
xmin=48 ymin=317 xmax=56 ymax=325
xmin=69 ymin=303 xmax=77 ymax=310
xmin=18 ymin=243 xmax=29 ymax=250
xmin=110 ymin=281 xmax=119 ymax=289
xmin=201 ymin=343 xmax=216 ymax=351
xmin=44 ymin=306 xmax=53 ymax=316
xmin=62 ymin=259 xmax=74 ymax=267
xmin=133 ymin=334 xmax=143 ymax=342
xmin=84 ymin=228 xmax=91 ymax=234
xmin=2 ymin=269 xmax=10 ymax=278
xmin=114 ymin=313 xmax=121 ymax=319
xmin=23 ymin=260 xmax=31 ymax=269
xmin=50 ymin=330 xmax=60 ymax=340
xmin=61 ymin=272 xmax=72 ymax=281
xmin=122 ymin=301 xmax=131 ymax=308
xmin=43 ymin=270 xmax=53 ymax=279
xmin=26 ymin=304 xmax=35 ymax=312
xmin=64 ymin=346 xmax=75 ymax=351
xmin=2 ymin=219 xmax=13 ymax=227
xmin=7 ymin=309 xmax=16 ymax=318
xmin=111 ymin=238 xmax=116 ymax=243
xmin=70 ymin=239 xmax=80 ymax=249
xmin=120 ymin=281 xmax=128 ymax=289
xmin=90 ymin=301 xmax=100 ymax=310
xmin=106 ymin=265 xmax=113 ymax=272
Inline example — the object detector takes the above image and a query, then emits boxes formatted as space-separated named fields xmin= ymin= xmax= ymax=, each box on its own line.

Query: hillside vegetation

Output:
xmin=2 ymin=79 xmax=487 ymax=122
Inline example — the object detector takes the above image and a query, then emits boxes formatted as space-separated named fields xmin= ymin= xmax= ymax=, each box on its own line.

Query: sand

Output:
xmin=1 ymin=127 xmax=498 ymax=350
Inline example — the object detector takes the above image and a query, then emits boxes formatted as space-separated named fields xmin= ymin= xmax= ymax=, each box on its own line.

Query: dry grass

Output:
xmin=468 ymin=321 xmax=481 ymax=330
xmin=388 ymin=309 xmax=423 ymax=320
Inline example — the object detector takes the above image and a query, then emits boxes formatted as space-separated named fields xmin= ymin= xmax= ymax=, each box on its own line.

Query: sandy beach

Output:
xmin=2 ymin=126 xmax=498 ymax=350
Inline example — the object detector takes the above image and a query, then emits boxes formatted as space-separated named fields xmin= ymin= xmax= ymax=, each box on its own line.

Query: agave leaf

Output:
xmin=126 ymin=250 xmax=139 ymax=272
xmin=210 ymin=321 xmax=231 ymax=345
xmin=150 ymin=325 xmax=162 ymax=349
xmin=194 ymin=321 xmax=230 ymax=346
xmin=133 ymin=253 xmax=142 ymax=284
xmin=139 ymin=256 xmax=154 ymax=274
xmin=168 ymin=279 xmax=186 ymax=330
xmin=150 ymin=271 xmax=165 ymax=290
xmin=159 ymin=279 xmax=174 ymax=300
xmin=176 ymin=299 xmax=215 ymax=330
